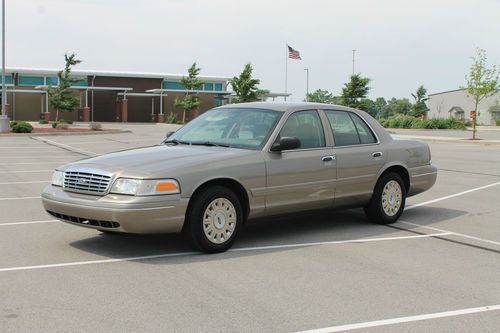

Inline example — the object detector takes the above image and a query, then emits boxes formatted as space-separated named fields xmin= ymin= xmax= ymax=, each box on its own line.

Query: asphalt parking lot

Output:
xmin=1 ymin=124 xmax=499 ymax=332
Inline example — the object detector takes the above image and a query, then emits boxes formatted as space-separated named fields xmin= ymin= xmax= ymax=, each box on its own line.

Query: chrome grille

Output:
xmin=63 ymin=170 xmax=112 ymax=195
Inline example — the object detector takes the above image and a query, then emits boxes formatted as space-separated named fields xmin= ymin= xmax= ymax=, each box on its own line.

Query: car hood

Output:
xmin=60 ymin=145 xmax=256 ymax=178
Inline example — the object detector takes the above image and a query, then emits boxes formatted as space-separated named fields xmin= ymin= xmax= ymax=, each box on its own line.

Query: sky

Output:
xmin=3 ymin=0 xmax=500 ymax=101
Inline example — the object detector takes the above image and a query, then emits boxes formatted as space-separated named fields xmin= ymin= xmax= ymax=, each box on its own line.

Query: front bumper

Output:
xmin=41 ymin=185 xmax=188 ymax=234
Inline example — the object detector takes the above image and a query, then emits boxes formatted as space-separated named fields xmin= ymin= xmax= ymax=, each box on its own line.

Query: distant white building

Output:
xmin=428 ymin=89 xmax=500 ymax=125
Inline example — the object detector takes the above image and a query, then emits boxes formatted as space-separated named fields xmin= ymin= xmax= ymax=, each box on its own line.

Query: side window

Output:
xmin=325 ymin=111 xmax=360 ymax=146
xmin=279 ymin=110 xmax=326 ymax=149
xmin=349 ymin=113 xmax=377 ymax=144
xmin=325 ymin=111 xmax=377 ymax=146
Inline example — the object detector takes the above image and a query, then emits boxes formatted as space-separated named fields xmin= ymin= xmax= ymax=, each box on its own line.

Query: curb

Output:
xmin=393 ymin=134 xmax=500 ymax=145
xmin=31 ymin=137 xmax=98 ymax=157
xmin=0 ymin=129 xmax=131 ymax=137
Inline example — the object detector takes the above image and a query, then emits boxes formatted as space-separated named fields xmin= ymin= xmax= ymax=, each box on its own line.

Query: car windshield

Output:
xmin=165 ymin=108 xmax=282 ymax=149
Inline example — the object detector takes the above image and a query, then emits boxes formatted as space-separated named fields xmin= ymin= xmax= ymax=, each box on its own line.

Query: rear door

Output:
xmin=323 ymin=110 xmax=386 ymax=205
xmin=264 ymin=110 xmax=337 ymax=215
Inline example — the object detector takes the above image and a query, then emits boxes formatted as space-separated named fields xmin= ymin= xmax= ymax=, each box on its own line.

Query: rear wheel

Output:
xmin=364 ymin=172 xmax=406 ymax=224
xmin=185 ymin=186 xmax=243 ymax=253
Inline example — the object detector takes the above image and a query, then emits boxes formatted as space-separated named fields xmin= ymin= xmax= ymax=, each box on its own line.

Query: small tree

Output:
xmin=462 ymin=48 xmax=499 ymax=139
xmin=229 ymin=63 xmax=268 ymax=103
xmin=48 ymin=53 xmax=82 ymax=122
xmin=305 ymin=89 xmax=336 ymax=104
xmin=174 ymin=62 xmax=204 ymax=123
xmin=341 ymin=74 xmax=371 ymax=108
xmin=410 ymin=85 xmax=429 ymax=118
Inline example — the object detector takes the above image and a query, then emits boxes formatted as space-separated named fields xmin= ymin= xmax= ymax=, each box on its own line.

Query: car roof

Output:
xmin=216 ymin=102 xmax=357 ymax=113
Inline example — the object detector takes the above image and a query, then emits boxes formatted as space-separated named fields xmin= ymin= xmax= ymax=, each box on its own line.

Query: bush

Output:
xmin=379 ymin=115 xmax=466 ymax=130
xmin=59 ymin=118 xmax=73 ymax=124
xmin=496 ymin=119 xmax=500 ymax=126
xmin=11 ymin=121 xmax=33 ymax=133
xmin=9 ymin=121 xmax=18 ymax=128
xmin=55 ymin=122 xmax=69 ymax=130
xmin=89 ymin=122 xmax=102 ymax=130
xmin=165 ymin=112 xmax=178 ymax=124
xmin=39 ymin=119 xmax=48 ymax=124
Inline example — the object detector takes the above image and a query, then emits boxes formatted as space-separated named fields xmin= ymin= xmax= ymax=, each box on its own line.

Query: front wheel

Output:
xmin=364 ymin=172 xmax=406 ymax=225
xmin=185 ymin=186 xmax=243 ymax=253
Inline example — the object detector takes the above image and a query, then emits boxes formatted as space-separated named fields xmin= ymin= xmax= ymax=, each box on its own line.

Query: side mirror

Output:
xmin=270 ymin=136 xmax=301 ymax=152
xmin=166 ymin=131 xmax=175 ymax=139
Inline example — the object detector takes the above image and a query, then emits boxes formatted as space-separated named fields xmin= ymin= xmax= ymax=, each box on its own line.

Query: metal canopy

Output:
xmin=146 ymin=88 xmax=231 ymax=95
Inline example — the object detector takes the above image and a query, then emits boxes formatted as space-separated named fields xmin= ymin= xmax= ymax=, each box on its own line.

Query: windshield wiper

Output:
xmin=191 ymin=141 xmax=231 ymax=148
xmin=164 ymin=139 xmax=191 ymax=145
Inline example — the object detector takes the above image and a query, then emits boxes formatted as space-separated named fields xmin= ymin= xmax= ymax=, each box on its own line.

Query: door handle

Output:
xmin=322 ymin=155 xmax=335 ymax=162
xmin=372 ymin=152 xmax=383 ymax=158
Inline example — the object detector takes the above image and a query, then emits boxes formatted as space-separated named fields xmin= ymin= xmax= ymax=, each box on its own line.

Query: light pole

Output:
xmin=304 ymin=68 xmax=309 ymax=101
xmin=352 ymin=49 xmax=356 ymax=75
xmin=0 ymin=0 xmax=8 ymax=133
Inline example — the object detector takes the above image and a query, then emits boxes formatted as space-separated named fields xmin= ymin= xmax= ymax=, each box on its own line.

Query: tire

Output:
xmin=185 ymin=186 xmax=243 ymax=253
xmin=364 ymin=172 xmax=406 ymax=225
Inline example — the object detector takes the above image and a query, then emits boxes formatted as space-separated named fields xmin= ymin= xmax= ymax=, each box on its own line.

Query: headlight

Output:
xmin=51 ymin=170 xmax=64 ymax=187
xmin=110 ymin=178 xmax=180 ymax=196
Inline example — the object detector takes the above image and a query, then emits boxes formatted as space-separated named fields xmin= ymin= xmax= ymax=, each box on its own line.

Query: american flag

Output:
xmin=288 ymin=45 xmax=301 ymax=60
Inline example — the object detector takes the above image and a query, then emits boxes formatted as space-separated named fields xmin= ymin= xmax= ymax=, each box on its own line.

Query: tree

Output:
xmin=410 ymin=85 xmax=429 ymax=118
xmin=462 ymin=48 xmax=499 ymax=139
xmin=305 ymin=89 xmax=337 ymax=104
xmin=229 ymin=63 xmax=268 ymax=103
xmin=174 ymin=62 xmax=204 ymax=123
xmin=341 ymin=74 xmax=371 ymax=108
xmin=47 ymin=53 xmax=82 ymax=122
xmin=382 ymin=98 xmax=412 ymax=118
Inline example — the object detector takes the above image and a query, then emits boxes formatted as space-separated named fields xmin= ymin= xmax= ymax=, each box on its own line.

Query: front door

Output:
xmin=264 ymin=110 xmax=337 ymax=215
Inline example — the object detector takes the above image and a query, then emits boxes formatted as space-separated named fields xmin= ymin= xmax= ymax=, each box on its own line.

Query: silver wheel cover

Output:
xmin=203 ymin=198 xmax=237 ymax=244
xmin=382 ymin=180 xmax=403 ymax=217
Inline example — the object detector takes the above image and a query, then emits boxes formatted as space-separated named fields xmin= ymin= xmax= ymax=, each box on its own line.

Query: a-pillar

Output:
xmin=121 ymin=99 xmax=128 ymax=122
xmin=79 ymin=107 xmax=90 ymax=122
xmin=157 ymin=114 xmax=165 ymax=123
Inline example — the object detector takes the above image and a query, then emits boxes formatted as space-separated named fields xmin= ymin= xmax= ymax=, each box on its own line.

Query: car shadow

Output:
xmin=69 ymin=206 xmax=469 ymax=265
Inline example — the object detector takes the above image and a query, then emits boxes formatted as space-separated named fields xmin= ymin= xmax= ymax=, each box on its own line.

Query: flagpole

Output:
xmin=284 ymin=43 xmax=288 ymax=101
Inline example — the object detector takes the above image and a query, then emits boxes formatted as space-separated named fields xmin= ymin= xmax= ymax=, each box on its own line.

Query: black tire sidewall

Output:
xmin=187 ymin=186 xmax=243 ymax=253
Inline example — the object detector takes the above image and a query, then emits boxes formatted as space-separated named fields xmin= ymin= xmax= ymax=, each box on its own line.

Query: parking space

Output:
xmin=0 ymin=129 xmax=499 ymax=332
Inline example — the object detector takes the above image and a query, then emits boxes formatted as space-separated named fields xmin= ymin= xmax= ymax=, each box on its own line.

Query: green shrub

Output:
xmin=89 ymin=122 xmax=102 ymax=130
xmin=165 ymin=112 xmax=178 ymax=124
xmin=379 ymin=116 xmax=466 ymax=130
xmin=39 ymin=119 xmax=48 ymax=124
xmin=59 ymin=118 xmax=73 ymax=124
xmin=496 ymin=119 xmax=500 ymax=126
xmin=9 ymin=121 xmax=18 ymax=128
xmin=55 ymin=122 xmax=69 ymax=130
xmin=11 ymin=121 xmax=33 ymax=133
xmin=52 ymin=122 xmax=57 ymax=128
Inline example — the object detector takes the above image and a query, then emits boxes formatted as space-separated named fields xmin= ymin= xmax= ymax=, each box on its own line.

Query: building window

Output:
xmin=45 ymin=76 xmax=59 ymax=86
xmin=214 ymin=83 xmax=223 ymax=91
xmin=1 ymin=75 xmax=12 ymax=84
xmin=163 ymin=81 xmax=185 ymax=90
xmin=18 ymin=76 xmax=44 ymax=86
xmin=71 ymin=78 xmax=88 ymax=87
xmin=204 ymin=83 xmax=214 ymax=91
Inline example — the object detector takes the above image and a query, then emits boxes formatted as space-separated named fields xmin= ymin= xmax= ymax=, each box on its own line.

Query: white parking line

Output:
xmin=0 ymin=232 xmax=451 ymax=273
xmin=295 ymin=304 xmax=500 ymax=333
xmin=0 ymin=180 xmax=48 ymax=185
xmin=0 ymin=220 xmax=58 ymax=226
xmin=32 ymin=137 xmax=98 ymax=156
xmin=0 ymin=196 xmax=40 ymax=201
xmin=405 ymin=181 xmax=500 ymax=210
xmin=0 ymin=170 xmax=53 ymax=173
xmin=400 ymin=220 xmax=500 ymax=247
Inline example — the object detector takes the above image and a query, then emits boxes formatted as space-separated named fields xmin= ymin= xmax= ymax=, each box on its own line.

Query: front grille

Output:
xmin=47 ymin=210 xmax=120 ymax=228
xmin=63 ymin=170 xmax=112 ymax=195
